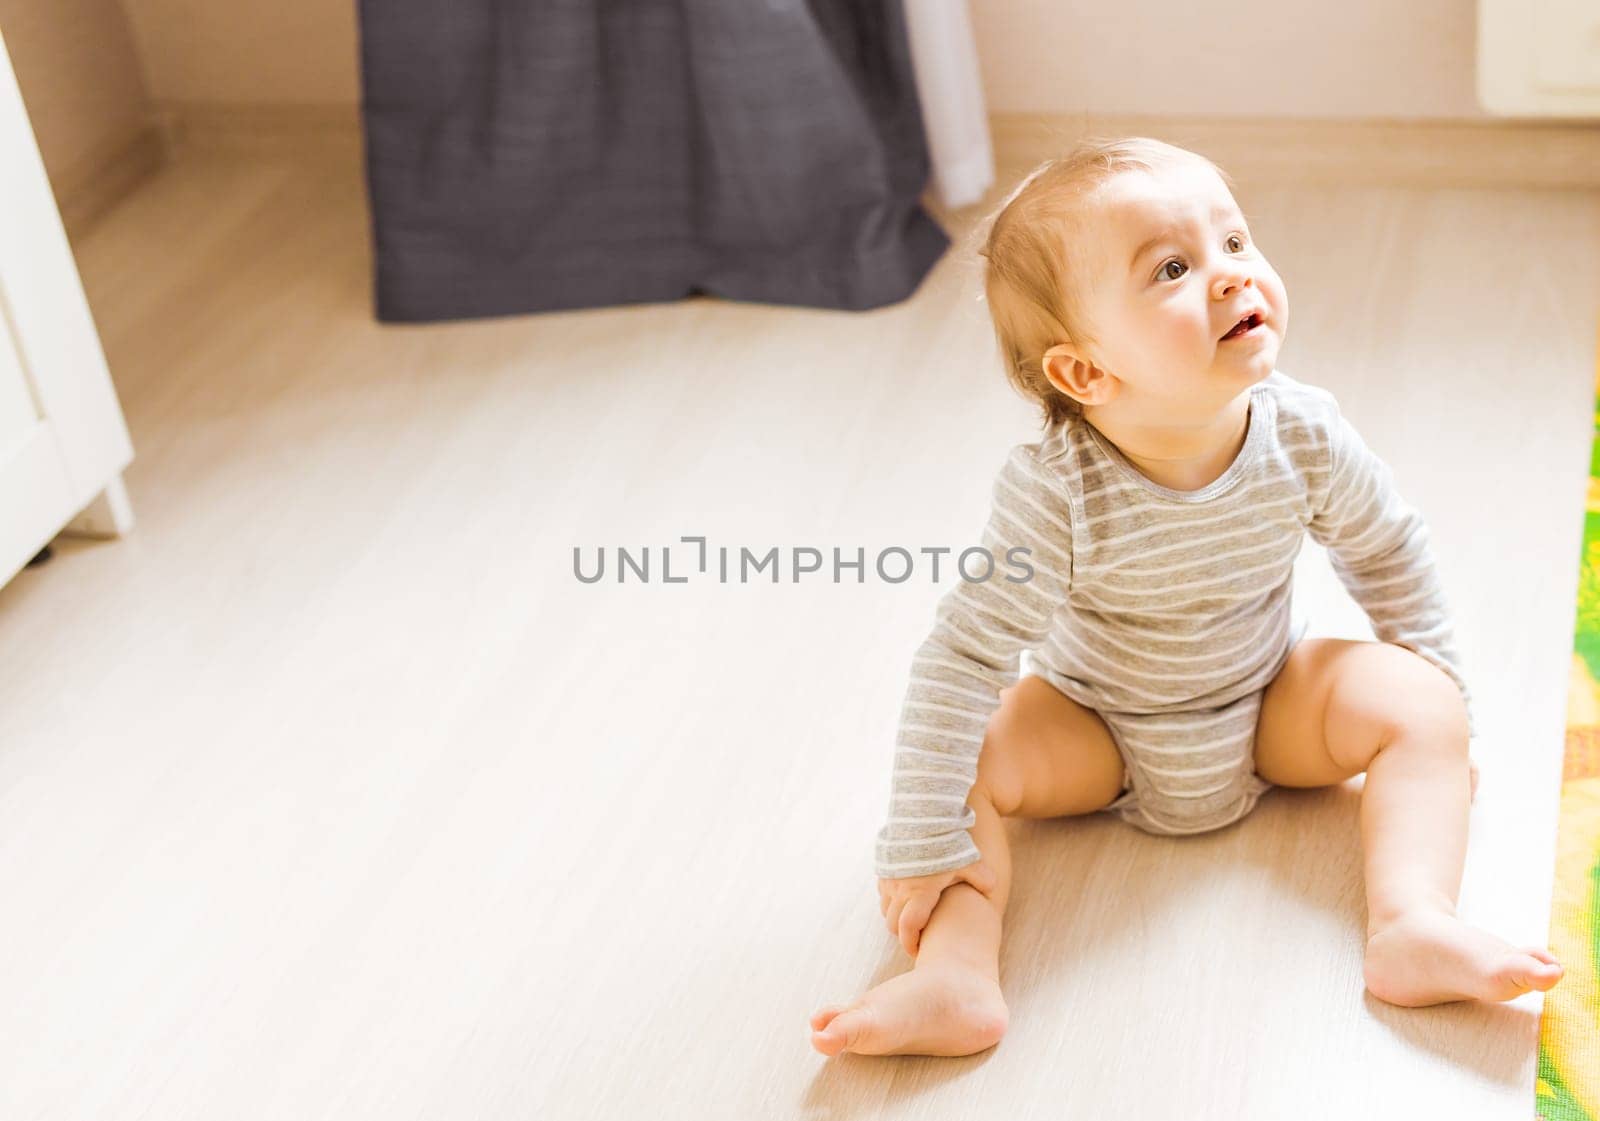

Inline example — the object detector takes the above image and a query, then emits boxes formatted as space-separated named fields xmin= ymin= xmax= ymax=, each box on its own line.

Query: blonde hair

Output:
xmin=973 ymin=136 xmax=1235 ymax=430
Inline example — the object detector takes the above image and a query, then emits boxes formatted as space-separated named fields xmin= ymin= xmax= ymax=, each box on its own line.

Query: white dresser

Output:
xmin=1479 ymin=0 xmax=1600 ymax=115
xmin=0 ymin=27 xmax=135 ymax=590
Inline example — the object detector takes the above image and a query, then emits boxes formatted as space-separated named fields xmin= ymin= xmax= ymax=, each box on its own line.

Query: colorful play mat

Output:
xmin=1535 ymin=332 xmax=1600 ymax=1121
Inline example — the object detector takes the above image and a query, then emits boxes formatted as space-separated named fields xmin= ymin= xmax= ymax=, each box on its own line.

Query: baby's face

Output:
xmin=1071 ymin=161 xmax=1287 ymax=425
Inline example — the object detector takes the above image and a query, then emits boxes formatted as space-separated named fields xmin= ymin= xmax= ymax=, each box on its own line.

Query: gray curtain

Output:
xmin=356 ymin=1 xmax=951 ymax=323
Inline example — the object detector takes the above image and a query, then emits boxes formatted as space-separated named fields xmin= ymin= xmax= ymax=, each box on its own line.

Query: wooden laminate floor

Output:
xmin=0 ymin=136 xmax=1597 ymax=1119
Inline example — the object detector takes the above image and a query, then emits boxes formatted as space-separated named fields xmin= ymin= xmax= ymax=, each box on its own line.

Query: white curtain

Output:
xmin=904 ymin=0 xmax=995 ymax=210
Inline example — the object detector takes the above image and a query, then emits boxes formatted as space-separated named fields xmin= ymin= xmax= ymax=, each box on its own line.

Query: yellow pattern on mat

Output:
xmin=1534 ymin=324 xmax=1600 ymax=1121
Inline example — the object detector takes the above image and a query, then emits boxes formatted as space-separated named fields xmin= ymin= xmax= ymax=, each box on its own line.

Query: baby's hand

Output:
xmin=877 ymin=861 xmax=999 ymax=958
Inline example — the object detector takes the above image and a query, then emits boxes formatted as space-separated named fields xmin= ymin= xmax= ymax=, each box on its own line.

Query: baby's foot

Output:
xmin=1364 ymin=907 xmax=1564 ymax=1007
xmin=809 ymin=962 xmax=1008 ymax=1057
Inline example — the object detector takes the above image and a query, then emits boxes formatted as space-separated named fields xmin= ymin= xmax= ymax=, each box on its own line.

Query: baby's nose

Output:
xmin=1213 ymin=273 xmax=1253 ymax=299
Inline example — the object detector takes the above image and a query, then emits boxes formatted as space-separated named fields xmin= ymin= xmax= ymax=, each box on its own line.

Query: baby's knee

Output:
xmin=973 ymin=711 xmax=1025 ymax=818
xmin=1375 ymin=646 xmax=1470 ymax=746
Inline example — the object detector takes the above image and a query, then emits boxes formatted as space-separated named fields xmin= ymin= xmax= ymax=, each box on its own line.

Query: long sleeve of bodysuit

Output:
xmin=1307 ymin=403 xmax=1477 ymax=738
xmin=873 ymin=445 xmax=1075 ymax=880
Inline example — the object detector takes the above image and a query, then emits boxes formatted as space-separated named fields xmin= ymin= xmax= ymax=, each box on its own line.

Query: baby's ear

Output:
xmin=1042 ymin=343 xmax=1114 ymax=406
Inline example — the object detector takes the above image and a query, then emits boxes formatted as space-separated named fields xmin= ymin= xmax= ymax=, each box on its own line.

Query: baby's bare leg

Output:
xmin=811 ymin=678 xmax=1125 ymax=1057
xmin=1358 ymin=669 xmax=1565 ymax=1005
xmin=918 ymin=677 xmax=1124 ymax=972
xmin=809 ymin=783 xmax=1013 ymax=1058
xmin=1255 ymin=638 xmax=1564 ymax=1006
xmin=913 ymin=782 xmax=1010 ymax=975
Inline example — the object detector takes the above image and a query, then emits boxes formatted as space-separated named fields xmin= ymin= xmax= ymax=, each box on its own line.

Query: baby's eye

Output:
xmin=1158 ymin=259 xmax=1187 ymax=281
xmin=1226 ymin=233 xmax=1247 ymax=252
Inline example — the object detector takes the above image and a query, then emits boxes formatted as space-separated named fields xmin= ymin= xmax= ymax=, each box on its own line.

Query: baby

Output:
xmin=809 ymin=136 xmax=1565 ymax=1059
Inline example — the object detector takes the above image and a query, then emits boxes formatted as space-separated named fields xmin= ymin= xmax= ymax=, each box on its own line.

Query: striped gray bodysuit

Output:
xmin=874 ymin=369 xmax=1475 ymax=880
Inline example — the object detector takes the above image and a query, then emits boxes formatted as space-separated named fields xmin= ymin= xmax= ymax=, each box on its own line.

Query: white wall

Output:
xmin=970 ymin=0 xmax=1485 ymax=119
xmin=0 ymin=0 xmax=152 ymax=185
xmin=118 ymin=0 xmax=357 ymax=105
xmin=121 ymin=0 xmax=1484 ymax=120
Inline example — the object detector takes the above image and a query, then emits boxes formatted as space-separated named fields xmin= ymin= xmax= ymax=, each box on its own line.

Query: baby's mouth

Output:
xmin=1220 ymin=312 xmax=1265 ymax=342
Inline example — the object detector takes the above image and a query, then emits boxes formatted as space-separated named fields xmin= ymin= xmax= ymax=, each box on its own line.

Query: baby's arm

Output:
xmin=1307 ymin=402 xmax=1476 ymax=737
xmin=873 ymin=445 xmax=1075 ymax=881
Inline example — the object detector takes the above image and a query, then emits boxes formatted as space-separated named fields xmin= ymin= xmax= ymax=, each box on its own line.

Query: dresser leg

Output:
xmin=62 ymin=474 xmax=135 ymax=539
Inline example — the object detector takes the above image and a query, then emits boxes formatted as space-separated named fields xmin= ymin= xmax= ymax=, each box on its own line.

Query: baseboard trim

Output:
xmin=54 ymin=124 xmax=167 ymax=241
xmin=152 ymin=102 xmax=362 ymax=157
xmin=53 ymin=106 xmax=1600 ymax=237
xmin=151 ymin=104 xmax=1600 ymax=191
xmin=989 ymin=112 xmax=1600 ymax=190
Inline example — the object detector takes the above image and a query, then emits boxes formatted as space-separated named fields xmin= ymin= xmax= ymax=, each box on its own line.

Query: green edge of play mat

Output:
xmin=1534 ymin=856 xmax=1600 ymax=1121
xmin=1534 ymin=381 xmax=1600 ymax=1121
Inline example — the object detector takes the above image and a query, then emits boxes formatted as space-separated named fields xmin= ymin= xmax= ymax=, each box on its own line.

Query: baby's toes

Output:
xmin=1496 ymin=952 xmax=1564 ymax=996
xmin=1520 ymin=951 xmax=1564 ymax=990
xmin=809 ymin=1004 xmax=847 ymax=1031
xmin=812 ymin=1006 xmax=876 ymax=1057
